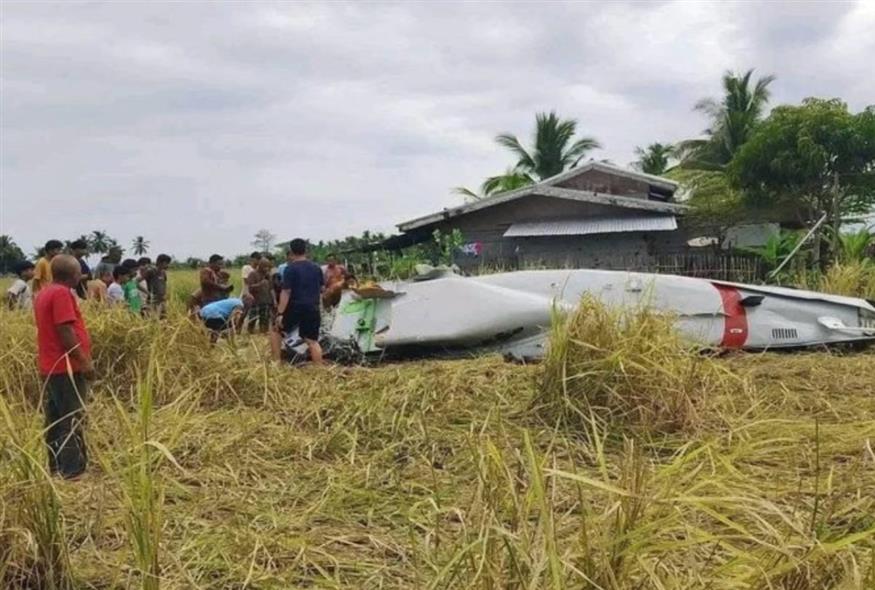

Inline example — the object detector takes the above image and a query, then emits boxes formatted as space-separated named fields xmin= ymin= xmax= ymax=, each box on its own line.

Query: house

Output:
xmin=395 ymin=162 xmax=696 ymax=270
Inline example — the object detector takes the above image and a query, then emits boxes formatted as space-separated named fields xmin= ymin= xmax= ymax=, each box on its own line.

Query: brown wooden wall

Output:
xmin=554 ymin=168 xmax=651 ymax=198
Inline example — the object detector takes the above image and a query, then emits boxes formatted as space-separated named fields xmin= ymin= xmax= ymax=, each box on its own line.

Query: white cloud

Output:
xmin=1 ymin=0 xmax=872 ymax=258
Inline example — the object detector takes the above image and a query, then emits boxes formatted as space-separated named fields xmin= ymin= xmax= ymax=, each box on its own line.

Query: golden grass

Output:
xmin=1 ymin=295 xmax=874 ymax=588
xmin=538 ymin=298 xmax=744 ymax=434
xmin=796 ymin=261 xmax=875 ymax=301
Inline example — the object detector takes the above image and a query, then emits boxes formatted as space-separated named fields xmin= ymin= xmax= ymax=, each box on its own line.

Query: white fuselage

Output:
xmin=319 ymin=270 xmax=875 ymax=360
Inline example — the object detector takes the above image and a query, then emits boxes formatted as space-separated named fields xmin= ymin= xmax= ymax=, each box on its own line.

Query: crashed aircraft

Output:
xmin=283 ymin=268 xmax=875 ymax=363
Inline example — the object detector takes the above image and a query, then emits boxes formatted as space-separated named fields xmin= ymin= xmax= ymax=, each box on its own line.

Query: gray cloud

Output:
xmin=1 ymin=0 xmax=872 ymax=258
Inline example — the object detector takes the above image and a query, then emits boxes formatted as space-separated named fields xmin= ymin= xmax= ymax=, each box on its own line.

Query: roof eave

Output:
xmin=396 ymin=185 xmax=538 ymax=232
xmin=397 ymin=187 xmax=686 ymax=232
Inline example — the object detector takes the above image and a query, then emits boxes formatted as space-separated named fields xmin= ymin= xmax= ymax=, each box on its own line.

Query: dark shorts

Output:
xmin=283 ymin=304 xmax=320 ymax=341
xmin=204 ymin=317 xmax=229 ymax=332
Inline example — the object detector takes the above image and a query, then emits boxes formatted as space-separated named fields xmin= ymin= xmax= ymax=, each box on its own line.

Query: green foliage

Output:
xmin=496 ymin=111 xmax=601 ymax=181
xmin=633 ymin=142 xmax=676 ymax=175
xmin=183 ymin=257 xmax=204 ymax=269
xmin=668 ymin=70 xmax=775 ymax=247
xmin=456 ymin=111 xmax=600 ymax=203
xmin=63 ymin=235 xmax=91 ymax=252
xmin=679 ymin=69 xmax=775 ymax=170
xmin=835 ymin=228 xmax=874 ymax=263
xmin=88 ymin=230 xmax=124 ymax=260
xmin=0 ymin=235 xmax=26 ymax=274
xmin=89 ymin=230 xmax=111 ymax=254
xmin=432 ymin=228 xmax=464 ymax=266
xmin=739 ymin=230 xmax=802 ymax=270
xmin=454 ymin=168 xmax=534 ymax=201
xmin=308 ymin=230 xmax=387 ymax=277
xmin=131 ymin=236 xmax=150 ymax=257
xmin=668 ymin=168 xmax=749 ymax=240
xmin=730 ymin=99 xmax=875 ymax=225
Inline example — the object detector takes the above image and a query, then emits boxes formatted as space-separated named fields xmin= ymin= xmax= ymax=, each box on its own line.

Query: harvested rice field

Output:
xmin=2 ymin=304 xmax=874 ymax=589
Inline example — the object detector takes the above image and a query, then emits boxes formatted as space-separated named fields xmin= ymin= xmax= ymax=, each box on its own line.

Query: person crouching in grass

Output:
xmin=34 ymin=254 xmax=93 ymax=479
xmin=199 ymin=294 xmax=254 ymax=343
xmin=6 ymin=260 xmax=35 ymax=310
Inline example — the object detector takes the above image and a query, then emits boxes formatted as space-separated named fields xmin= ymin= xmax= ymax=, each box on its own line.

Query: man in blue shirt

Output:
xmin=199 ymin=295 xmax=253 ymax=342
xmin=274 ymin=238 xmax=324 ymax=364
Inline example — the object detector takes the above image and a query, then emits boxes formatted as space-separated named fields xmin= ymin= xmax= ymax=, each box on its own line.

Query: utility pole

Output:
xmin=830 ymin=170 xmax=842 ymax=263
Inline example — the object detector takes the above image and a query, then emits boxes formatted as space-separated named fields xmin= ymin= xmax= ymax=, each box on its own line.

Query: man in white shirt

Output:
xmin=6 ymin=260 xmax=35 ymax=310
xmin=241 ymin=251 xmax=261 ymax=297
xmin=107 ymin=266 xmax=128 ymax=306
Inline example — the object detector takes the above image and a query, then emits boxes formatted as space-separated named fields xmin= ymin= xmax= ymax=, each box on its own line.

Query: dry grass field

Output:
xmin=1 ymin=267 xmax=874 ymax=589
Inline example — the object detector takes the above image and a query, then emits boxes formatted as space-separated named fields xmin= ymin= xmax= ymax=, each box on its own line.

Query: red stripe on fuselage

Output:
xmin=713 ymin=284 xmax=748 ymax=348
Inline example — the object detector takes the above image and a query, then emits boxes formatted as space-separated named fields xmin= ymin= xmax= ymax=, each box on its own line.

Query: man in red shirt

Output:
xmin=34 ymin=254 xmax=93 ymax=479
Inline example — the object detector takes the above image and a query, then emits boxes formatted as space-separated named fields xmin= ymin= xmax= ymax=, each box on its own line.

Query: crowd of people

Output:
xmin=6 ymin=238 xmax=351 ymax=349
xmin=6 ymin=237 xmax=350 ymax=479
xmin=5 ymin=238 xmax=172 ymax=316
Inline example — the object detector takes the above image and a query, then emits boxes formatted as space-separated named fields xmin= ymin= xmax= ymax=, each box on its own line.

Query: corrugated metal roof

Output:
xmin=398 ymin=186 xmax=686 ymax=232
xmin=503 ymin=215 xmax=677 ymax=237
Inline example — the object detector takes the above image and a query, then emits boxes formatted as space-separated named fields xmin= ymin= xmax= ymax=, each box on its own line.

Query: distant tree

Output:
xmin=679 ymin=69 xmax=775 ymax=170
xmin=454 ymin=168 xmax=534 ymax=201
xmin=103 ymin=243 xmax=124 ymax=263
xmin=633 ymin=143 xmax=676 ymax=175
xmin=106 ymin=238 xmax=123 ymax=256
xmin=132 ymin=236 xmax=150 ymax=256
xmin=65 ymin=234 xmax=91 ymax=251
xmin=0 ymin=235 xmax=26 ymax=274
xmin=729 ymin=99 xmax=875 ymax=263
xmin=668 ymin=168 xmax=750 ymax=248
xmin=89 ymin=230 xmax=111 ymax=254
xmin=251 ymin=229 xmax=276 ymax=253
xmin=185 ymin=257 xmax=204 ymax=269
xmin=231 ymin=253 xmax=251 ymax=267
xmin=496 ymin=111 xmax=601 ymax=181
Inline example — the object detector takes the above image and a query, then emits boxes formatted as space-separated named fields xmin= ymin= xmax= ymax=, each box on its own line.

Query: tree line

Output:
xmin=0 ymin=231 xmax=152 ymax=274
xmin=456 ymin=69 xmax=875 ymax=266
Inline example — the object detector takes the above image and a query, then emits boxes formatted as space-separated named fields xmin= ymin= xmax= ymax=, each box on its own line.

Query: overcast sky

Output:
xmin=1 ymin=1 xmax=873 ymax=259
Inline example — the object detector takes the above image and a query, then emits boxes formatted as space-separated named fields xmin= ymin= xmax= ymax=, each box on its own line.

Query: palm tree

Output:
xmin=633 ymin=143 xmax=676 ymax=175
xmin=89 ymin=230 xmax=111 ymax=254
xmin=0 ymin=234 xmax=20 ymax=252
xmin=0 ymin=235 xmax=26 ymax=273
xmin=454 ymin=168 xmax=534 ymax=201
xmin=132 ymin=236 xmax=150 ymax=256
xmin=679 ymin=69 xmax=775 ymax=170
xmin=105 ymin=240 xmax=124 ymax=261
xmin=496 ymin=111 xmax=601 ymax=181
